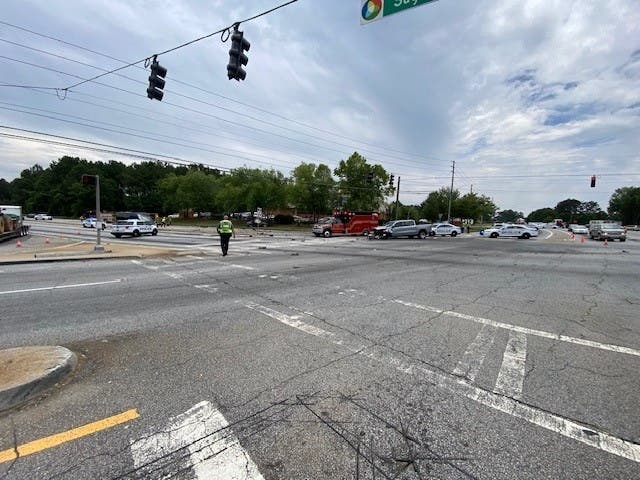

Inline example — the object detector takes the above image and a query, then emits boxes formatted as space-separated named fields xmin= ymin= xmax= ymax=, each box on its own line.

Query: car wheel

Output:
xmin=490 ymin=232 xmax=499 ymax=238
xmin=451 ymin=231 xmax=457 ymax=237
xmin=323 ymin=230 xmax=332 ymax=238
xmin=113 ymin=234 xmax=122 ymax=238
xmin=620 ymin=238 xmax=626 ymax=242
xmin=418 ymin=231 xmax=427 ymax=239
xmin=428 ymin=231 xmax=435 ymax=237
xmin=362 ymin=229 xmax=369 ymax=237
xmin=521 ymin=232 xmax=530 ymax=239
xmin=152 ymin=229 xmax=158 ymax=236
xmin=133 ymin=230 xmax=141 ymax=237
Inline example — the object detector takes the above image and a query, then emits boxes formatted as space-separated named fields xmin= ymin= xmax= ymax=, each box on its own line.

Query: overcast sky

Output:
xmin=1 ymin=0 xmax=638 ymax=215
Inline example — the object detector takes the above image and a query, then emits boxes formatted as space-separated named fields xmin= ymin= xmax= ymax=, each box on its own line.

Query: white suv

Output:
xmin=110 ymin=219 xmax=158 ymax=238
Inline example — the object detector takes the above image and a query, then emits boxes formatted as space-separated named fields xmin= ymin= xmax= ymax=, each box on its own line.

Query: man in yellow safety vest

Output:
xmin=216 ymin=215 xmax=236 ymax=256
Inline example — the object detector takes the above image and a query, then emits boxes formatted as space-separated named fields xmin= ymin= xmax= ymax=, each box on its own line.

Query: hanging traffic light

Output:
xmin=389 ymin=174 xmax=394 ymax=187
xmin=590 ymin=175 xmax=596 ymax=188
xmin=227 ymin=26 xmax=250 ymax=81
xmin=147 ymin=57 xmax=167 ymax=101
xmin=366 ymin=171 xmax=373 ymax=184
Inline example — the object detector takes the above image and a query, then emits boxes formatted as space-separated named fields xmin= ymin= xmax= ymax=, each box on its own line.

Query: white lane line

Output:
xmin=130 ymin=401 xmax=264 ymax=480
xmin=494 ymin=331 xmax=527 ymax=400
xmin=247 ymin=303 xmax=640 ymax=463
xmin=453 ymin=324 xmax=496 ymax=382
xmin=393 ymin=299 xmax=640 ymax=358
xmin=0 ymin=279 xmax=122 ymax=295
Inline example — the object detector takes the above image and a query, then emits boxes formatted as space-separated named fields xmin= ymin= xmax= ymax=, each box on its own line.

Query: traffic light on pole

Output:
xmin=366 ymin=171 xmax=373 ymax=184
xmin=590 ymin=175 xmax=596 ymax=188
xmin=147 ymin=57 xmax=167 ymax=101
xmin=389 ymin=174 xmax=394 ymax=187
xmin=227 ymin=26 xmax=250 ymax=81
xmin=81 ymin=174 xmax=96 ymax=186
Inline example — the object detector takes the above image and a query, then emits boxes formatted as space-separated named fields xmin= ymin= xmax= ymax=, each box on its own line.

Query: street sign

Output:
xmin=360 ymin=0 xmax=438 ymax=25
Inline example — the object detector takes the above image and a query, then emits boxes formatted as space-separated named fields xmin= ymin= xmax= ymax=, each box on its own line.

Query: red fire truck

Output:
xmin=312 ymin=211 xmax=379 ymax=237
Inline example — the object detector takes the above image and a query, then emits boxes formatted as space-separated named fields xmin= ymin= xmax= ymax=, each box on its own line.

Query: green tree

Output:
xmin=216 ymin=167 xmax=287 ymax=215
xmin=555 ymin=199 xmax=581 ymax=222
xmin=0 ymin=179 xmax=12 ymax=203
xmin=333 ymin=152 xmax=391 ymax=212
xmin=177 ymin=171 xmax=218 ymax=214
xmin=609 ymin=187 xmax=640 ymax=226
xmin=527 ymin=207 xmax=556 ymax=223
xmin=419 ymin=187 xmax=459 ymax=222
xmin=289 ymin=163 xmax=336 ymax=219
xmin=454 ymin=193 xmax=497 ymax=221
xmin=495 ymin=209 xmax=523 ymax=223
xmin=575 ymin=201 xmax=605 ymax=224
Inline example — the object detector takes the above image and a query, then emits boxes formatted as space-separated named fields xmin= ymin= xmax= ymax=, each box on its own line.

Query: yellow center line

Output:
xmin=0 ymin=408 xmax=139 ymax=464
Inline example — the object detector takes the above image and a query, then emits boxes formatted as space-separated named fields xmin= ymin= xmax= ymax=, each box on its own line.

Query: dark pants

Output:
xmin=220 ymin=233 xmax=232 ymax=256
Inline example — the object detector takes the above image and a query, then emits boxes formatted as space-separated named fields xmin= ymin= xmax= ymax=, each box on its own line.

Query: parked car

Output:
xmin=568 ymin=224 xmax=588 ymax=234
xmin=82 ymin=217 xmax=106 ymax=229
xmin=110 ymin=219 xmax=158 ymax=238
xmin=33 ymin=213 xmax=53 ymax=220
xmin=429 ymin=223 xmax=462 ymax=237
xmin=481 ymin=225 xmax=539 ymax=239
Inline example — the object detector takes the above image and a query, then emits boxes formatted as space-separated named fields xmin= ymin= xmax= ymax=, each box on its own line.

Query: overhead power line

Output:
xmin=0 ymin=17 xmax=458 ymax=169
xmin=26 ymin=0 xmax=298 ymax=92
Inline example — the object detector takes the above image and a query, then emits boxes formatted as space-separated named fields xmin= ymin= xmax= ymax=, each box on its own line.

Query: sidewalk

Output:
xmin=0 ymin=234 xmax=177 ymax=265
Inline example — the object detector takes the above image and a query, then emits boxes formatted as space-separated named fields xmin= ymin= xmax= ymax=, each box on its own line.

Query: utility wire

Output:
xmin=0 ymin=40 xmax=455 ymax=169
xmin=63 ymin=0 xmax=299 ymax=91
xmin=0 ymin=17 xmax=458 ymax=168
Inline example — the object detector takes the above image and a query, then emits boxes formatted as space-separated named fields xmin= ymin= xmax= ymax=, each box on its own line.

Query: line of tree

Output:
xmin=0 ymin=153 xmax=503 ymax=223
xmin=527 ymin=191 xmax=640 ymax=226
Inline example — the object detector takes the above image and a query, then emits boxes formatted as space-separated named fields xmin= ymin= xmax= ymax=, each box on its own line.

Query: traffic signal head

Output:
xmin=147 ymin=58 xmax=167 ymax=101
xmin=81 ymin=174 xmax=96 ymax=186
xmin=227 ymin=28 xmax=250 ymax=81
xmin=366 ymin=171 xmax=373 ymax=183
xmin=389 ymin=174 xmax=394 ymax=187
xmin=590 ymin=175 xmax=596 ymax=188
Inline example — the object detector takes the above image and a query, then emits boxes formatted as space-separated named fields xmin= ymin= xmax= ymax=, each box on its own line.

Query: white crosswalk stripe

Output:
xmin=129 ymin=401 xmax=264 ymax=479
xmin=453 ymin=324 xmax=497 ymax=382
xmin=494 ymin=331 xmax=528 ymax=399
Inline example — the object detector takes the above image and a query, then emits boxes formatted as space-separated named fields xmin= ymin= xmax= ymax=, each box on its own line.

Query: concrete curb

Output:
xmin=0 ymin=346 xmax=77 ymax=412
xmin=0 ymin=254 xmax=146 ymax=266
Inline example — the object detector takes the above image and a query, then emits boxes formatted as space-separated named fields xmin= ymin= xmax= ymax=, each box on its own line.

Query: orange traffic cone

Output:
xmin=604 ymin=238 xmax=608 ymax=246
xmin=16 ymin=240 xmax=22 ymax=247
xmin=580 ymin=236 xmax=585 ymax=244
xmin=45 ymin=237 xmax=50 ymax=244
xmin=570 ymin=233 xmax=575 ymax=240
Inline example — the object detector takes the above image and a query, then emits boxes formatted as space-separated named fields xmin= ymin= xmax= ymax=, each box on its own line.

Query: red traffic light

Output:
xmin=590 ymin=175 xmax=596 ymax=188
xmin=81 ymin=174 xmax=96 ymax=186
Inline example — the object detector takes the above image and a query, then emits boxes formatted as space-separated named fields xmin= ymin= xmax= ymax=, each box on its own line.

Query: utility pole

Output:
xmin=447 ymin=161 xmax=455 ymax=223
xmin=95 ymin=175 xmax=104 ymax=252
xmin=394 ymin=176 xmax=400 ymax=220
xmin=470 ymin=184 xmax=473 ymax=194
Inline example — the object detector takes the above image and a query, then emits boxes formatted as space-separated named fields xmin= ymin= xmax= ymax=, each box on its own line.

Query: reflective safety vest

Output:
xmin=218 ymin=219 xmax=233 ymax=234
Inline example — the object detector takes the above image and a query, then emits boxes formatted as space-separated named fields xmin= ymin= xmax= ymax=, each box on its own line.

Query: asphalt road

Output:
xmin=1 ymin=231 xmax=639 ymax=479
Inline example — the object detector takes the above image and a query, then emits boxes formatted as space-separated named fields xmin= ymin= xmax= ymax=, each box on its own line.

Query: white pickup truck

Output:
xmin=110 ymin=219 xmax=158 ymax=238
